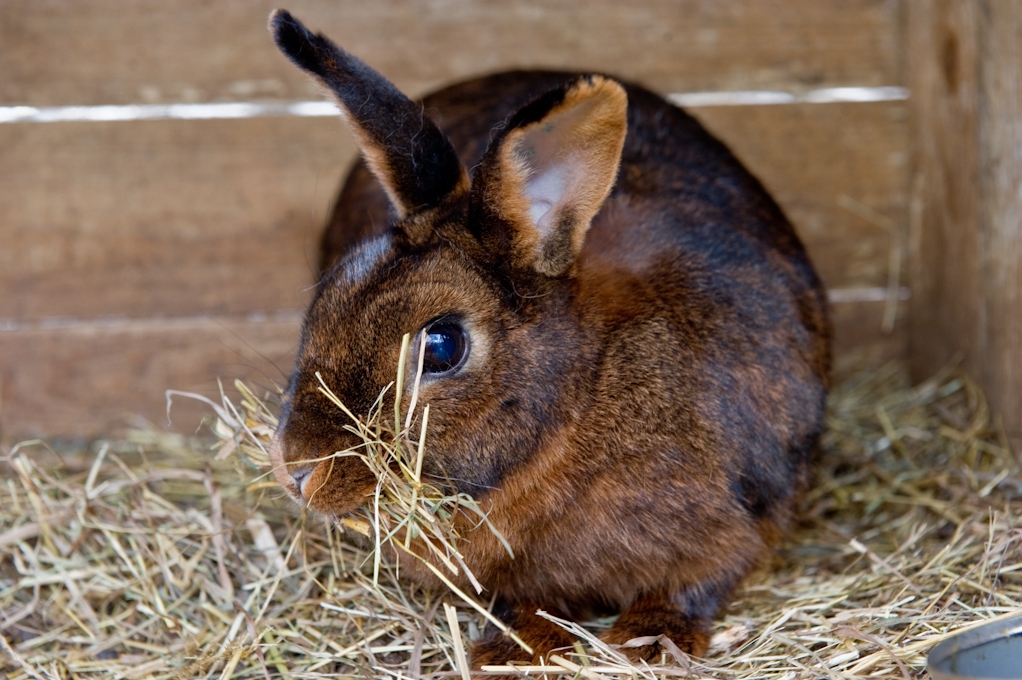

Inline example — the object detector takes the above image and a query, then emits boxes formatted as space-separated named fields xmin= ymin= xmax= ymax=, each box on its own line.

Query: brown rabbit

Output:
xmin=267 ymin=9 xmax=830 ymax=669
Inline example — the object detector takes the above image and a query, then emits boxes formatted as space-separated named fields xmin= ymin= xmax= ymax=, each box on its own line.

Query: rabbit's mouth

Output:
xmin=269 ymin=434 xmax=380 ymax=515
xmin=287 ymin=465 xmax=315 ymax=499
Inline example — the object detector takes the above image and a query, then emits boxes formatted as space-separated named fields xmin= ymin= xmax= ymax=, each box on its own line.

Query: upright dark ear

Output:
xmin=270 ymin=9 xmax=467 ymax=220
xmin=472 ymin=75 xmax=628 ymax=277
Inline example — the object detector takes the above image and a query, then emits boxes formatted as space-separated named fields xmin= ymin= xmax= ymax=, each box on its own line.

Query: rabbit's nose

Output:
xmin=289 ymin=465 xmax=315 ymax=498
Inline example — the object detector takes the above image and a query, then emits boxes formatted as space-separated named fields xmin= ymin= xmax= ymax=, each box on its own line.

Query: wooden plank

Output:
xmin=906 ymin=1 xmax=981 ymax=376
xmin=0 ymin=302 xmax=903 ymax=439
xmin=830 ymin=298 xmax=907 ymax=363
xmin=0 ymin=102 xmax=906 ymax=320
xmin=907 ymin=0 xmax=1022 ymax=441
xmin=0 ymin=0 xmax=903 ymax=107
xmin=0 ymin=103 xmax=910 ymax=437
xmin=691 ymin=101 xmax=908 ymax=290
xmin=0 ymin=102 xmax=910 ymax=438
xmin=0 ymin=116 xmax=354 ymax=320
xmin=978 ymin=3 xmax=1022 ymax=442
xmin=0 ymin=317 xmax=300 ymax=439
xmin=0 ymin=0 xmax=912 ymax=438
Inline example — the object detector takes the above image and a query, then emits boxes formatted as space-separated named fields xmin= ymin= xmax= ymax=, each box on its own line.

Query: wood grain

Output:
xmin=0 ymin=103 xmax=906 ymax=320
xmin=0 ymin=0 xmax=912 ymax=437
xmin=908 ymin=0 xmax=1022 ymax=440
xmin=0 ymin=0 xmax=902 ymax=107
xmin=0 ymin=104 xmax=909 ymax=437
xmin=0 ymin=117 xmax=353 ymax=320
xmin=692 ymin=101 xmax=909 ymax=290
xmin=0 ymin=316 xmax=300 ymax=439
xmin=906 ymin=1 xmax=981 ymax=374
xmin=978 ymin=2 xmax=1022 ymax=441
xmin=831 ymin=298 xmax=907 ymax=362
xmin=0 ymin=303 xmax=904 ymax=439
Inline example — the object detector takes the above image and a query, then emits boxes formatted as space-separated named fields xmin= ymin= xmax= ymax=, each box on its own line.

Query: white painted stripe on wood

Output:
xmin=801 ymin=86 xmax=908 ymax=103
xmin=827 ymin=286 xmax=911 ymax=303
xmin=0 ymin=101 xmax=340 ymax=124
xmin=670 ymin=91 xmax=798 ymax=106
xmin=669 ymin=86 xmax=908 ymax=106
xmin=0 ymin=87 xmax=908 ymax=124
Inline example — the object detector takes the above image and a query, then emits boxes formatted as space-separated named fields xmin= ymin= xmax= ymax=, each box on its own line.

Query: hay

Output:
xmin=2 ymin=359 xmax=1020 ymax=679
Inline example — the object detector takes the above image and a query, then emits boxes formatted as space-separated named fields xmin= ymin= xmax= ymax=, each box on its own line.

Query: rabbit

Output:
xmin=267 ymin=8 xmax=830 ymax=670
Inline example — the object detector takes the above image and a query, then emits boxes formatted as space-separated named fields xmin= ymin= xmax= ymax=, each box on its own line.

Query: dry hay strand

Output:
xmin=2 ymin=359 xmax=1020 ymax=679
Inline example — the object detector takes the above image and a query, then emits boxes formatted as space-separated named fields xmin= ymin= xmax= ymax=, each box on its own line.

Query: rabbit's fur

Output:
xmin=268 ymin=9 xmax=830 ymax=667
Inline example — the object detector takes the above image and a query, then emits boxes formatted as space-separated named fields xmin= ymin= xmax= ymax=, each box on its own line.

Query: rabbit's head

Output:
xmin=267 ymin=10 xmax=627 ymax=516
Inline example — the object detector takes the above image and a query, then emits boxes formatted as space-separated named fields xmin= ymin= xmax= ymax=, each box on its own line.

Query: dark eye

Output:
xmin=422 ymin=322 xmax=468 ymax=374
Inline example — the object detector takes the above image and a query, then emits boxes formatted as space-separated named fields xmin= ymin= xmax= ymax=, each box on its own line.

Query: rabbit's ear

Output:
xmin=472 ymin=76 xmax=627 ymax=277
xmin=270 ymin=10 xmax=467 ymax=221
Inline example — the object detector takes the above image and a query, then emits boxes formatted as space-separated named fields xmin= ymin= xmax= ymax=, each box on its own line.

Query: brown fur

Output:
xmin=268 ymin=10 xmax=831 ymax=671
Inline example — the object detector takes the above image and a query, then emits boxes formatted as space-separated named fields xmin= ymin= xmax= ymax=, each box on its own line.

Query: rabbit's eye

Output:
xmin=422 ymin=323 xmax=468 ymax=374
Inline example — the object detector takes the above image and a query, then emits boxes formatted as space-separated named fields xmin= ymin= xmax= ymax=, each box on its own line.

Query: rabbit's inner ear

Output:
xmin=524 ymin=163 xmax=567 ymax=232
xmin=498 ymin=76 xmax=628 ymax=277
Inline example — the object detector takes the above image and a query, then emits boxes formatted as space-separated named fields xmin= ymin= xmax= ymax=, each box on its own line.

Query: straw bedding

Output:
xmin=1 ymin=360 xmax=1020 ymax=679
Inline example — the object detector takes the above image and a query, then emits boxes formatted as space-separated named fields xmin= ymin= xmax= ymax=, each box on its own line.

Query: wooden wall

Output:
xmin=907 ymin=0 xmax=1022 ymax=442
xmin=0 ymin=0 xmax=909 ymax=438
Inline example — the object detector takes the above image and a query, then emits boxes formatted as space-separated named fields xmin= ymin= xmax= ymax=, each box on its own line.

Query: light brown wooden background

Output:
xmin=0 ymin=0 xmax=909 ymax=438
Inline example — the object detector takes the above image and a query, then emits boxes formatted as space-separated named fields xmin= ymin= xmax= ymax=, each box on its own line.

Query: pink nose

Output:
xmin=269 ymin=437 xmax=313 ymax=501
xmin=289 ymin=466 xmax=314 ymax=497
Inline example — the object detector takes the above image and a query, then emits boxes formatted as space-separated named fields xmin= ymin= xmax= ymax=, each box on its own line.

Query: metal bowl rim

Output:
xmin=928 ymin=614 xmax=1022 ymax=680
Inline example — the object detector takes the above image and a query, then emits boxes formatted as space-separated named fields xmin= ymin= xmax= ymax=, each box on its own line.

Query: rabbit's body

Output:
xmin=268 ymin=11 xmax=829 ymax=667
xmin=327 ymin=68 xmax=826 ymax=611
